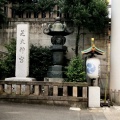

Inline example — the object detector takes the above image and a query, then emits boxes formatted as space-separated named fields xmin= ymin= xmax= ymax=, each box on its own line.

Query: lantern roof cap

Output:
xmin=81 ymin=38 xmax=105 ymax=55
xmin=43 ymin=17 xmax=73 ymax=36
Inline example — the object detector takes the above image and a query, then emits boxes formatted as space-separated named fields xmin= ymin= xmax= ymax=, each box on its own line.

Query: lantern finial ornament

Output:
xmin=81 ymin=38 xmax=105 ymax=55
xmin=91 ymin=38 xmax=95 ymax=46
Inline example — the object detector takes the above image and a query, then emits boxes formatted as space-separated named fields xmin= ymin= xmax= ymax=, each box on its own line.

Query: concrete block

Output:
xmin=53 ymin=86 xmax=58 ymax=96
xmin=73 ymin=87 xmax=77 ymax=97
xmin=63 ymin=86 xmax=67 ymax=96
xmin=34 ymin=85 xmax=40 ymax=95
xmin=88 ymin=86 xmax=100 ymax=108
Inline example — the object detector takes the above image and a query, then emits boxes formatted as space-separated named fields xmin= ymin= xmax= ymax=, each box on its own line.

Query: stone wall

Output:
xmin=0 ymin=18 xmax=110 ymax=95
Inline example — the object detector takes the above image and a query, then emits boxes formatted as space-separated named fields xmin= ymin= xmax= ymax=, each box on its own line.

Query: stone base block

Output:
xmin=44 ymin=78 xmax=64 ymax=82
xmin=88 ymin=86 xmax=100 ymax=108
xmin=47 ymin=65 xmax=65 ymax=78
xmin=5 ymin=77 xmax=35 ymax=81
xmin=47 ymin=71 xmax=64 ymax=78
xmin=5 ymin=77 xmax=36 ymax=94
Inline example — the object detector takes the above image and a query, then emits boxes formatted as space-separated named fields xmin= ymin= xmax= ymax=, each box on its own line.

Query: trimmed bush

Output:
xmin=65 ymin=56 xmax=86 ymax=82
xmin=29 ymin=45 xmax=52 ymax=80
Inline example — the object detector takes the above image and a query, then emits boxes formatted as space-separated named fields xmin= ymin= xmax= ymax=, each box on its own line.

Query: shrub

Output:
xmin=0 ymin=39 xmax=52 ymax=80
xmin=0 ymin=38 xmax=16 ymax=79
xmin=0 ymin=61 xmax=4 ymax=80
xmin=65 ymin=56 xmax=86 ymax=82
xmin=29 ymin=45 xmax=52 ymax=80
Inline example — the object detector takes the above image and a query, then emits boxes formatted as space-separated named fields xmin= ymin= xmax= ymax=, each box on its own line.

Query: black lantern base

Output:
xmin=47 ymin=65 xmax=65 ymax=78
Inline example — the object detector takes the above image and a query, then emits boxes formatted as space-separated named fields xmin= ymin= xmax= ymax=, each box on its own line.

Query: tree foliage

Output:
xmin=36 ymin=0 xmax=56 ymax=13
xmin=58 ymin=0 xmax=108 ymax=56
xmin=0 ymin=0 xmax=7 ymax=28
xmin=0 ymin=38 xmax=16 ymax=79
xmin=8 ymin=0 xmax=56 ymax=15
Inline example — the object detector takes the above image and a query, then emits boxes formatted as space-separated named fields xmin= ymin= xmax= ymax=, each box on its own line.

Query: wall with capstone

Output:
xmin=0 ymin=18 xmax=110 ymax=95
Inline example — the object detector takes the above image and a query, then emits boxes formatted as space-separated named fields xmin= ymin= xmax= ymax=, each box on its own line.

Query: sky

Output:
xmin=108 ymin=0 xmax=111 ymax=18
xmin=108 ymin=0 xmax=111 ymax=5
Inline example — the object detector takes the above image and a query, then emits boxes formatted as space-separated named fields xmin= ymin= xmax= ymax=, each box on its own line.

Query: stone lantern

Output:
xmin=43 ymin=17 xmax=73 ymax=82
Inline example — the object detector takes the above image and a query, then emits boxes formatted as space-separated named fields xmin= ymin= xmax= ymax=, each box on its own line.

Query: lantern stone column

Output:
xmin=110 ymin=0 xmax=120 ymax=92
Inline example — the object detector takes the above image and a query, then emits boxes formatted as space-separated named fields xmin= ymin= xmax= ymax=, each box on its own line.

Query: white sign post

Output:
xmin=15 ymin=24 xmax=29 ymax=77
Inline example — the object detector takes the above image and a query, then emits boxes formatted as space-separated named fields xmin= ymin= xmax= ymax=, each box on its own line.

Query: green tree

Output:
xmin=0 ymin=0 xmax=7 ymax=28
xmin=58 ymin=0 xmax=108 ymax=56
xmin=8 ymin=0 xmax=56 ymax=18
xmin=36 ymin=0 xmax=56 ymax=13
xmin=65 ymin=56 xmax=86 ymax=82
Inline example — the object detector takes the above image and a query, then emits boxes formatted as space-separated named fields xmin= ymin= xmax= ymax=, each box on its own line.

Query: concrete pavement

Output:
xmin=0 ymin=101 xmax=120 ymax=120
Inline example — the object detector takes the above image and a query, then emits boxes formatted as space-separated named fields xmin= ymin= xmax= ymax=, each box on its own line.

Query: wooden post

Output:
xmin=53 ymin=86 xmax=58 ymax=96
xmin=63 ymin=86 xmax=67 ymax=96
xmin=73 ymin=87 xmax=77 ymax=97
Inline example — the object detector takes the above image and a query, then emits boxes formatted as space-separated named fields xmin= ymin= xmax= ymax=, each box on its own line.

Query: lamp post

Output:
xmin=81 ymin=38 xmax=105 ymax=85
xmin=82 ymin=38 xmax=105 ymax=107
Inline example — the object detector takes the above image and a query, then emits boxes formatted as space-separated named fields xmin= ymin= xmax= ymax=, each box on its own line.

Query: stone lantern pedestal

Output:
xmin=47 ymin=45 xmax=67 ymax=78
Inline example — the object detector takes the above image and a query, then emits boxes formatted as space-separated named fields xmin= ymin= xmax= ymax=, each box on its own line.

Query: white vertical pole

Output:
xmin=110 ymin=0 xmax=120 ymax=91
